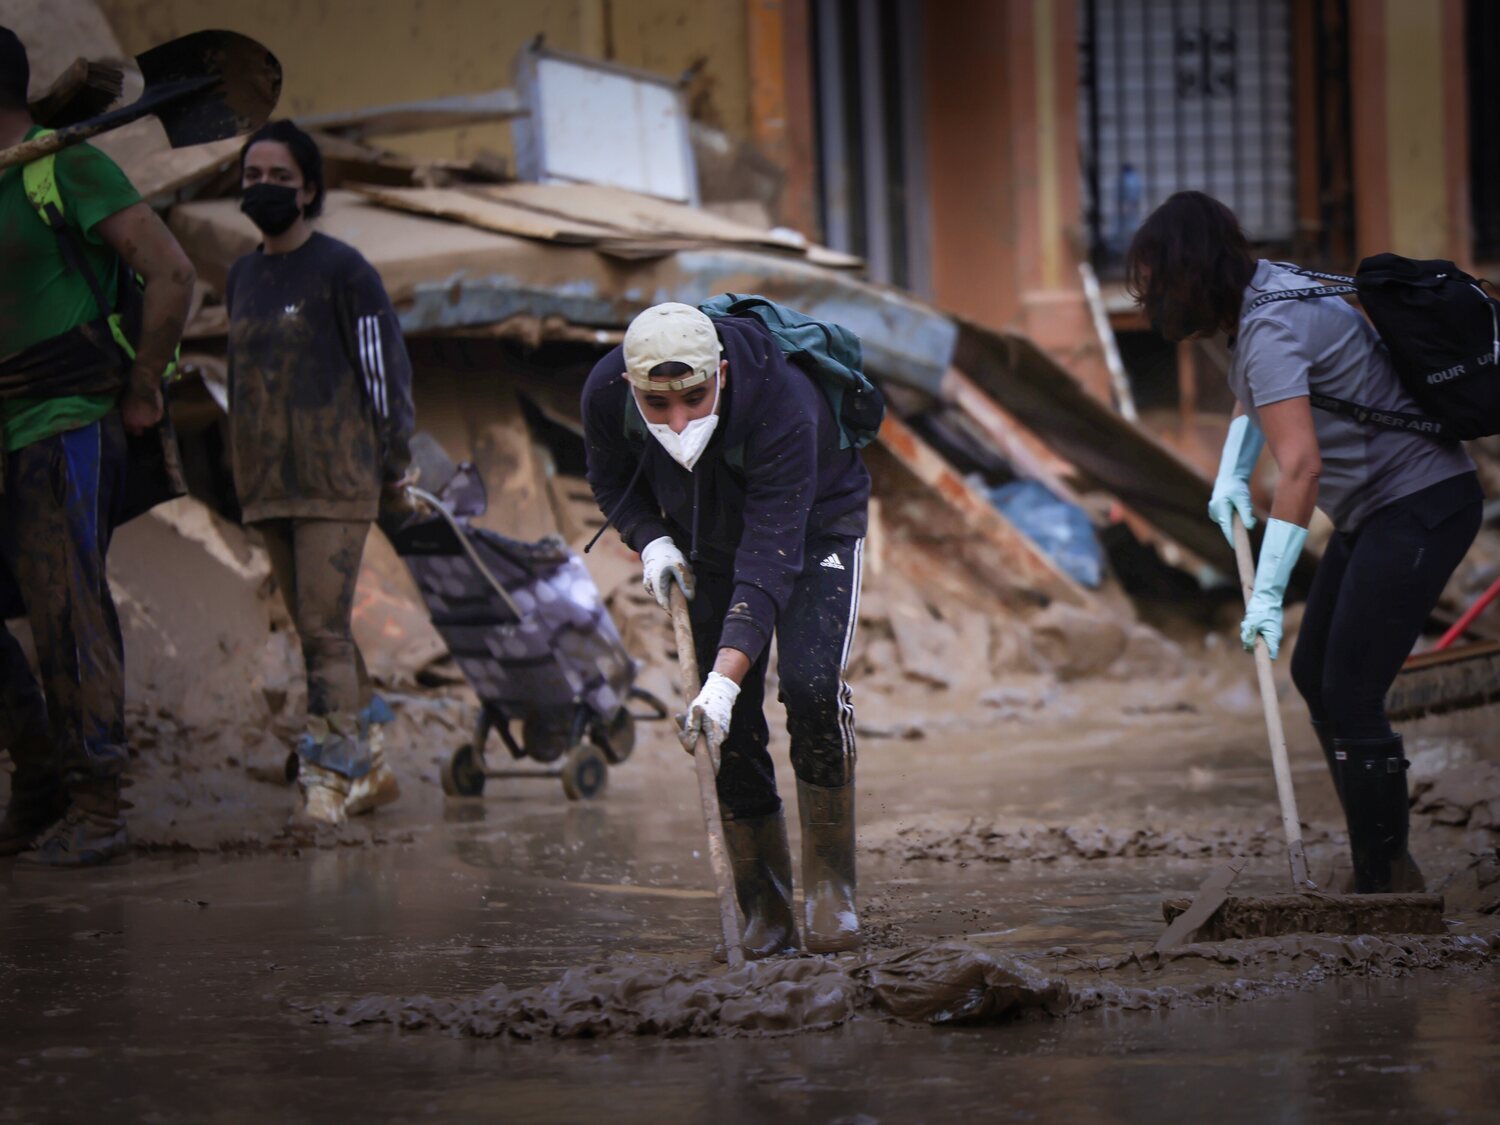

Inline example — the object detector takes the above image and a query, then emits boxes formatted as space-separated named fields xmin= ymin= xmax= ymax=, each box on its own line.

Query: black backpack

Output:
xmin=1246 ymin=257 xmax=1500 ymax=440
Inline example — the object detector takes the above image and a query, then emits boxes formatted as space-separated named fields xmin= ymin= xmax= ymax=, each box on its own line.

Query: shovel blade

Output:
xmin=136 ymin=30 xmax=282 ymax=148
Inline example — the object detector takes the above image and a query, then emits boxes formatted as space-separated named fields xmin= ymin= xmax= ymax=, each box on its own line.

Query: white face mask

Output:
xmin=638 ymin=374 xmax=720 ymax=471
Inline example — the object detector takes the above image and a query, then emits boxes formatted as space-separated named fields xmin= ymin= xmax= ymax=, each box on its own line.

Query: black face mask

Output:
xmin=240 ymin=183 xmax=303 ymax=236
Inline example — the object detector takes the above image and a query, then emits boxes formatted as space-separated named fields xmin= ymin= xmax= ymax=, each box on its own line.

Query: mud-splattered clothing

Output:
xmin=691 ymin=533 xmax=864 ymax=820
xmin=225 ymin=232 xmax=414 ymax=523
xmin=0 ymin=414 xmax=128 ymax=784
xmin=582 ymin=316 xmax=870 ymax=664
xmin=258 ymin=518 xmax=368 ymax=726
xmin=0 ymin=127 xmax=139 ymax=452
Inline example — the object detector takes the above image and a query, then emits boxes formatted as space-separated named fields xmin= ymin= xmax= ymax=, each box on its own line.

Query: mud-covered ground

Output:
xmin=4 ymin=660 xmax=1500 ymax=1122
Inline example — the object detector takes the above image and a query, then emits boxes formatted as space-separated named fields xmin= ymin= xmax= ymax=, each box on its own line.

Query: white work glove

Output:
xmin=679 ymin=671 xmax=739 ymax=759
xmin=641 ymin=535 xmax=694 ymax=610
xmin=1208 ymin=415 xmax=1265 ymax=549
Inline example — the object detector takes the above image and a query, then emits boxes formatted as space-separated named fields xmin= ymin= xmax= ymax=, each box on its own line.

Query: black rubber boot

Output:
xmin=0 ymin=772 xmax=68 ymax=857
xmin=721 ymin=810 xmax=800 ymax=960
xmin=1318 ymin=724 xmax=1424 ymax=893
xmin=797 ymin=779 xmax=861 ymax=953
xmin=1335 ymin=734 xmax=1416 ymax=895
xmin=17 ymin=776 xmax=129 ymax=868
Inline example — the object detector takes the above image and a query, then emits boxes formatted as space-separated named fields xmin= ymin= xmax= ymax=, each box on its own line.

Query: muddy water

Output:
xmin=3 ymin=681 xmax=1498 ymax=1119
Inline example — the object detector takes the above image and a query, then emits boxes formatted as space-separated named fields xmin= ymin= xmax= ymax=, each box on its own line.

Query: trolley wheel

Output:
xmin=284 ymin=751 xmax=300 ymax=783
xmin=561 ymin=744 xmax=609 ymax=801
xmin=441 ymin=743 xmax=487 ymax=797
xmin=594 ymin=709 xmax=636 ymax=764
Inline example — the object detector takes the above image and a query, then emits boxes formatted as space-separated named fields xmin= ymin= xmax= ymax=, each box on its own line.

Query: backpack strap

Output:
xmin=19 ymin=130 xmax=178 ymax=380
xmin=1306 ymin=392 xmax=1448 ymax=438
xmin=1245 ymin=263 xmax=1447 ymax=439
xmin=1245 ymin=262 xmax=1358 ymax=314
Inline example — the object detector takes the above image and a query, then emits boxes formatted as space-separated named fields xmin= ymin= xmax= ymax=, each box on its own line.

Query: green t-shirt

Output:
xmin=0 ymin=127 xmax=141 ymax=450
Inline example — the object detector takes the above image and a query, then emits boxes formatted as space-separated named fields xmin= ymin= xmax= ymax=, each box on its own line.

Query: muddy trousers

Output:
xmin=0 ymin=416 xmax=128 ymax=788
xmin=1290 ymin=472 xmax=1482 ymax=741
xmin=255 ymin=518 xmax=370 ymax=776
xmin=690 ymin=535 xmax=863 ymax=821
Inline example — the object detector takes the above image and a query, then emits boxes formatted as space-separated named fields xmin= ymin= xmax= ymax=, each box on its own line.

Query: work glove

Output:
xmin=641 ymin=535 xmax=694 ymax=610
xmin=1208 ymin=415 xmax=1266 ymax=549
xmin=1240 ymin=518 xmax=1309 ymax=660
xmin=679 ymin=671 xmax=739 ymax=761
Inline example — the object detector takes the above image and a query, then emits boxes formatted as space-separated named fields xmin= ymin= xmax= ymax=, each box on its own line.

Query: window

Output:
xmin=811 ymin=0 xmax=931 ymax=292
xmin=1080 ymin=0 xmax=1298 ymax=271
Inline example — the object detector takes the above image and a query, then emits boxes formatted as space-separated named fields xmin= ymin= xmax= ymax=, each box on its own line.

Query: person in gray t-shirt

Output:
xmin=1126 ymin=191 xmax=1483 ymax=895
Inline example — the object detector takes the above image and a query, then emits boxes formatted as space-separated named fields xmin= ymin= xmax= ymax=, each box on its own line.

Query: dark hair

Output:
xmin=1124 ymin=191 xmax=1256 ymax=341
xmin=0 ymin=26 xmax=29 ymax=110
xmin=648 ymin=361 xmax=693 ymax=380
xmin=240 ymin=119 xmax=326 ymax=218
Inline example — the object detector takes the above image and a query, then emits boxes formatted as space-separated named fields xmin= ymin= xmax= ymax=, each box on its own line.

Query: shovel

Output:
xmin=0 ymin=30 xmax=282 ymax=172
xmin=667 ymin=582 xmax=745 ymax=968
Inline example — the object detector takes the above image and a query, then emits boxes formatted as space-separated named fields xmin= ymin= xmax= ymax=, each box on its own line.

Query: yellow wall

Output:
xmin=97 ymin=0 xmax=752 ymax=166
xmin=1383 ymin=0 xmax=1449 ymax=259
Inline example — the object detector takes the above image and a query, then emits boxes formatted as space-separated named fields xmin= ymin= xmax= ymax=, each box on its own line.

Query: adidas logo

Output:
xmin=819 ymin=552 xmax=845 ymax=570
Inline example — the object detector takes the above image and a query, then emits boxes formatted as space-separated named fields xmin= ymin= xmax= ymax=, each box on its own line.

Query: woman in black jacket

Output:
xmin=226 ymin=121 xmax=415 ymax=827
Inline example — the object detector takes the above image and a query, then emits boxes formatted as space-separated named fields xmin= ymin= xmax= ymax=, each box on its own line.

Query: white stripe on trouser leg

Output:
xmin=834 ymin=538 xmax=864 ymax=770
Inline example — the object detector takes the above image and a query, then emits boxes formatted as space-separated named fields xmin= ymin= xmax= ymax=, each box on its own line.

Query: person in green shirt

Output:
xmin=0 ymin=27 xmax=196 ymax=866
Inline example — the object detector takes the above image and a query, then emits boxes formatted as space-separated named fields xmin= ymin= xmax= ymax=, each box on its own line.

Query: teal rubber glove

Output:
xmin=1209 ymin=415 xmax=1265 ymax=548
xmin=1241 ymin=518 xmax=1308 ymax=660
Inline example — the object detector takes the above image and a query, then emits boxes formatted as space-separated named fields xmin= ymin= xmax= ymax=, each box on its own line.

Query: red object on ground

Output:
xmin=1431 ymin=574 xmax=1500 ymax=653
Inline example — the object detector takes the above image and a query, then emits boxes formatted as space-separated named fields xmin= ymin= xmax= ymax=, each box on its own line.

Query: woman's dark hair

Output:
xmin=239 ymin=119 xmax=326 ymax=219
xmin=1124 ymin=191 xmax=1256 ymax=341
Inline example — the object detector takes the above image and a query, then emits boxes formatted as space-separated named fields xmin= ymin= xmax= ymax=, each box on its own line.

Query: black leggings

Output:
xmin=689 ymin=534 xmax=864 ymax=820
xmin=1291 ymin=472 xmax=1482 ymax=740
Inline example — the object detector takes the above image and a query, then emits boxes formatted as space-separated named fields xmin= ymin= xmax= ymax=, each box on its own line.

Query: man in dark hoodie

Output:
xmin=582 ymin=301 xmax=871 ymax=956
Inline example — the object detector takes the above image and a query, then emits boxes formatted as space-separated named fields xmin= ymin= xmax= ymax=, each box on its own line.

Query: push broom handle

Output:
xmin=668 ymin=582 xmax=746 ymax=968
xmin=1233 ymin=515 xmax=1316 ymax=892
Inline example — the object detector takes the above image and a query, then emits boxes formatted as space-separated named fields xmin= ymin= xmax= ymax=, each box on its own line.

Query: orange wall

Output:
xmin=921 ymin=0 xmax=1020 ymax=329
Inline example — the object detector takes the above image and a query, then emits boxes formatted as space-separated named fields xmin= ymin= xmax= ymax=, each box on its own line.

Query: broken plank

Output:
xmin=874 ymin=414 xmax=1098 ymax=610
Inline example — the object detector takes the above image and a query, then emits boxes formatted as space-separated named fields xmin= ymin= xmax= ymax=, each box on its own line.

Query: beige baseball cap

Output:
xmin=622 ymin=302 xmax=723 ymax=391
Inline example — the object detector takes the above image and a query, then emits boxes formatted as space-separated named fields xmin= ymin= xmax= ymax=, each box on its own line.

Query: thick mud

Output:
xmin=310 ymin=920 xmax=1500 ymax=1041
xmin=865 ymin=816 xmax=1338 ymax=864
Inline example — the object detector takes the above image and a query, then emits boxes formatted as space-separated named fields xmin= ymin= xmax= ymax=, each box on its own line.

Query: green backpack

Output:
xmin=624 ymin=293 xmax=885 ymax=466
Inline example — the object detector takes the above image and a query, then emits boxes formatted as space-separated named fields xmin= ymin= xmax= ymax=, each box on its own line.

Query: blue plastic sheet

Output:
xmin=987 ymin=480 xmax=1105 ymax=589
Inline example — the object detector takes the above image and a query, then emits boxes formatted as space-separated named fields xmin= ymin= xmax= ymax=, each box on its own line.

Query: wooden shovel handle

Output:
xmin=668 ymin=582 xmax=745 ymax=967
xmin=1232 ymin=515 xmax=1315 ymax=891
xmin=0 ymin=127 xmax=95 ymax=173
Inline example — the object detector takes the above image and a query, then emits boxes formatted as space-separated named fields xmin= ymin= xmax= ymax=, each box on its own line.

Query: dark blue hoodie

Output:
xmin=582 ymin=316 xmax=870 ymax=662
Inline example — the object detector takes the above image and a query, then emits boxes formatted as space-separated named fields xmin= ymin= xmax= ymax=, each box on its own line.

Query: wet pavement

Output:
xmin=3 ymin=690 xmax=1499 ymax=1122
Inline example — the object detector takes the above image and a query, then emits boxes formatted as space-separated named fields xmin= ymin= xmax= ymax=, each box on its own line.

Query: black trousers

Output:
xmin=1291 ymin=472 xmax=1483 ymax=740
xmin=690 ymin=534 xmax=863 ymax=821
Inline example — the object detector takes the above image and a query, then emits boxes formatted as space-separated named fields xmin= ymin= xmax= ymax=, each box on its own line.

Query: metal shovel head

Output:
xmin=135 ymin=30 xmax=282 ymax=148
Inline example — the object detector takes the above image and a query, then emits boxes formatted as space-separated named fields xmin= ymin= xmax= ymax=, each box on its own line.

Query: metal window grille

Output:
xmin=1080 ymin=0 xmax=1298 ymax=271
xmin=811 ymin=0 xmax=931 ymax=292
xmin=1470 ymin=0 xmax=1500 ymax=261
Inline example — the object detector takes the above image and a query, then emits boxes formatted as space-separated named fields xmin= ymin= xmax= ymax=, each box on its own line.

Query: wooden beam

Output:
xmin=874 ymin=413 xmax=1099 ymax=610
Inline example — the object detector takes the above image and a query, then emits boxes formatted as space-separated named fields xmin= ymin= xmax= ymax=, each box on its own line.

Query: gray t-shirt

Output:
xmin=1226 ymin=260 xmax=1473 ymax=531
